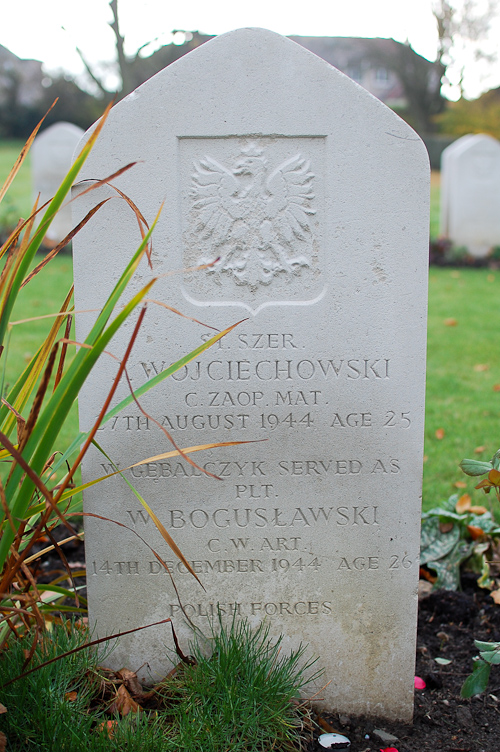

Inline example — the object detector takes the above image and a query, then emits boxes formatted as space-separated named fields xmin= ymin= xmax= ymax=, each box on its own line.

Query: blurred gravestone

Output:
xmin=31 ymin=122 xmax=84 ymax=244
xmin=72 ymin=28 xmax=429 ymax=721
xmin=440 ymin=133 xmax=500 ymax=257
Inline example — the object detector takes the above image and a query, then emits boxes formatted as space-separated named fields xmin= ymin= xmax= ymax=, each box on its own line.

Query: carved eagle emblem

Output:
xmin=188 ymin=144 xmax=316 ymax=289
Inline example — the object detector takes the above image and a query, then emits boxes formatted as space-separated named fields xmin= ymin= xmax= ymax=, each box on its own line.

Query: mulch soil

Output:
xmin=37 ymin=533 xmax=500 ymax=752
xmin=302 ymin=573 xmax=500 ymax=752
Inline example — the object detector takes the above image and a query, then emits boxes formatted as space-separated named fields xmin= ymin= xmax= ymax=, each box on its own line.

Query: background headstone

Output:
xmin=440 ymin=133 xmax=500 ymax=257
xmin=31 ymin=121 xmax=84 ymax=244
xmin=72 ymin=28 xmax=429 ymax=721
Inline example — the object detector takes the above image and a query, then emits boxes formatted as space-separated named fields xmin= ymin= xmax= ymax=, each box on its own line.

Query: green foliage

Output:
xmin=461 ymin=655 xmax=492 ymax=699
xmin=0 ymin=624 xmax=99 ymax=751
xmin=0 ymin=619 xmax=315 ymax=751
xmin=458 ymin=448 xmax=500 ymax=696
xmin=435 ymin=89 xmax=500 ymax=140
xmin=421 ymin=493 xmax=500 ymax=589
xmin=165 ymin=618 xmax=318 ymax=752
xmin=0 ymin=624 xmax=166 ymax=751
xmin=461 ymin=640 xmax=500 ymax=698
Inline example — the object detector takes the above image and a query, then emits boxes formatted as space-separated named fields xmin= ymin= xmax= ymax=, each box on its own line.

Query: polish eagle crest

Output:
xmin=188 ymin=144 xmax=316 ymax=290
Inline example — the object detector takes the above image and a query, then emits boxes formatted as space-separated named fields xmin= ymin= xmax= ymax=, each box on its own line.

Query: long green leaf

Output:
xmin=0 ymin=220 xmax=158 ymax=562
xmin=48 ymin=318 xmax=244 ymax=476
xmin=0 ymin=106 xmax=111 ymax=348
xmin=461 ymin=660 xmax=491 ymax=698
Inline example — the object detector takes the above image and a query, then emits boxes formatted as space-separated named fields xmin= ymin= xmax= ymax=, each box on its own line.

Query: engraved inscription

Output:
xmin=101 ymin=457 xmax=400 ymax=478
xmin=189 ymin=143 xmax=315 ymax=290
xmin=90 ymin=553 xmax=415 ymax=578
xmin=124 ymin=505 xmax=380 ymax=530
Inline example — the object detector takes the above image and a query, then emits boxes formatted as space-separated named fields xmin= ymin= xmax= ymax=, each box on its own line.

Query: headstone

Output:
xmin=440 ymin=133 xmax=500 ymax=257
xmin=72 ymin=28 xmax=429 ymax=722
xmin=31 ymin=121 xmax=84 ymax=244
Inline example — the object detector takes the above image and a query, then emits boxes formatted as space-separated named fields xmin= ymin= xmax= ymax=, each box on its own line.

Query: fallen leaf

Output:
xmin=420 ymin=567 xmax=437 ymax=583
xmin=64 ymin=691 xmax=77 ymax=702
xmin=437 ymin=631 xmax=449 ymax=641
xmin=474 ymin=364 xmax=489 ymax=372
xmin=0 ymin=704 xmax=6 ymax=714
xmin=116 ymin=667 xmax=153 ymax=700
xmin=444 ymin=318 xmax=457 ymax=326
xmin=414 ymin=676 xmax=426 ymax=689
xmin=435 ymin=657 xmax=452 ymax=665
xmin=0 ymin=731 xmax=5 ymax=752
xmin=474 ymin=446 xmax=486 ymax=453
xmin=467 ymin=525 xmax=485 ymax=540
xmin=490 ymin=590 xmax=500 ymax=605
xmin=317 ymin=716 xmax=340 ymax=733
xmin=469 ymin=505 xmax=488 ymax=515
xmin=435 ymin=428 xmax=445 ymax=440
xmin=439 ymin=521 xmax=454 ymax=533
xmin=456 ymin=494 xmax=471 ymax=513
xmin=493 ymin=385 xmax=500 ymax=392
xmin=423 ymin=455 xmax=428 ymax=462
xmin=454 ymin=481 xmax=467 ymax=488
xmin=97 ymin=720 xmax=118 ymax=739
xmin=108 ymin=684 xmax=142 ymax=716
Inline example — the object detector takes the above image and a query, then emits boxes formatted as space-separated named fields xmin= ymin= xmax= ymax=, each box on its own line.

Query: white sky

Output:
xmin=1 ymin=0 xmax=499 ymax=99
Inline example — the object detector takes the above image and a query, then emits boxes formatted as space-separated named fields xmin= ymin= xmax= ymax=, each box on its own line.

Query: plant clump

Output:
xmin=0 ymin=619 xmax=318 ymax=752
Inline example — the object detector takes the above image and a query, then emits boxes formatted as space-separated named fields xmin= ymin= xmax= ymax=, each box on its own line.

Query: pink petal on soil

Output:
xmin=414 ymin=676 xmax=426 ymax=689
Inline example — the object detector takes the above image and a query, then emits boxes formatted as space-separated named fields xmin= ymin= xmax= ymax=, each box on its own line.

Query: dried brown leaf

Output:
xmin=474 ymin=363 xmax=489 ymax=372
xmin=117 ymin=668 xmax=144 ymax=698
xmin=0 ymin=730 xmax=6 ymax=752
xmin=444 ymin=318 xmax=458 ymax=326
xmin=0 ymin=703 xmax=6 ymax=714
xmin=469 ymin=505 xmax=488 ymax=515
xmin=97 ymin=720 xmax=118 ymax=739
xmin=317 ymin=716 xmax=340 ymax=733
xmin=456 ymin=494 xmax=472 ymax=513
xmin=454 ymin=481 xmax=467 ymax=489
xmin=65 ymin=691 xmax=78 ymax=702
xmin=108 ymin=684 xmax=142 ymax=716
xmin=439 ymin=522 xmax=454 ymax=534
xmin=435 ymin=428 xmax=445 ymax=440
xmin=474 ymin=446 xmax=486 ymax=453
xmin=490 ymin=589 xmax=500 ymax=605
xmin=467 ymin=525 xmax=485 ymax=540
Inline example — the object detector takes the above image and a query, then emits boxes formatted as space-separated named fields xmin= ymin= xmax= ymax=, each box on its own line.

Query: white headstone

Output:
xmin=72 ymin=29 xmax=429 ymax=722
xmin=31 ymin=122 xmax=84 ymax=244
xmin=440 ymin=133 xmax=500 ymax=257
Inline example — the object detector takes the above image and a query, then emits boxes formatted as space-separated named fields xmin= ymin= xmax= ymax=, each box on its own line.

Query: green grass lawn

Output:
xmin=2 ymin=256 xmax=78 ymax=470
xmin=0 ymin=140 xmax=33 ymax=226
xmin=425 ymin=267 xmax=500 ymax=508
